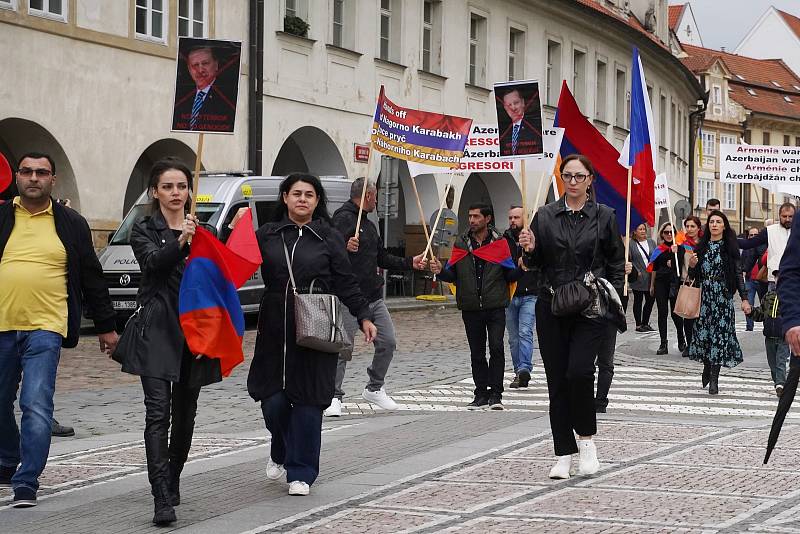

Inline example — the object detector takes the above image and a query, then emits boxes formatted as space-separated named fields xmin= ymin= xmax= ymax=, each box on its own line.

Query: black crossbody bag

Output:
xmin=551 ymin=209 xmax=600 ymax=317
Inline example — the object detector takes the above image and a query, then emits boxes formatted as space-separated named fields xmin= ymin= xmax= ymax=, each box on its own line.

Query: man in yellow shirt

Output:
xmin=0 ymin=153 xmax=118 ymax=508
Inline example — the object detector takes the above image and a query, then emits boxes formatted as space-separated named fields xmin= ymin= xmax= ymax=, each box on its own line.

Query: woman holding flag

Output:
xmin=247 ymin=174 xmax=377 ymax=497
xmin=518 ymin=154 xmax=625 ymax=479
xmin=126 ymin=158 xmax=222 ymax=526
xmin=649 ymin=222 xmax=686 ymax=355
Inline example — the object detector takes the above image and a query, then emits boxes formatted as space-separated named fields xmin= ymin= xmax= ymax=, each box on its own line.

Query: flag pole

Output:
xmin=422 ymin=173 xmax=456 ymax=261
xmin=521 ymin=160 xmax=529 ymax=228
xmin=623 ymin=166 xmax=633 ymax=296
xmin=354 ymin=144 xmax=374 ymax=236
xmin=190 ymin=133 xmax=205 ymax=217
xmin=531 ymin=170 xmax=549 ymax=224
xmin=410 ymin=175 xmax=434 ymax=260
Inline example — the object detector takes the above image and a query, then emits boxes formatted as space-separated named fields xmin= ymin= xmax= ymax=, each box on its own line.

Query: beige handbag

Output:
xmin=674 ymin=279 xmax=701 ymax=319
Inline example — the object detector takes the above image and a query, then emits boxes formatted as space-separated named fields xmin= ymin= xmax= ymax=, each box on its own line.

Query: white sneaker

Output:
xmin=577 ymin=439 xmax=600 ymax=476
xmin=548 ymin=455 xmax=572 ymax=479
xmin=288 ymin=481 xmax=310 ymax=496
xmin=362 ymin=387 xmax=399 ymax=410
xmin=265 ymin=457 xmax=285 ymax=480
xmin=324 ymin=398 xmax=342 ymax=417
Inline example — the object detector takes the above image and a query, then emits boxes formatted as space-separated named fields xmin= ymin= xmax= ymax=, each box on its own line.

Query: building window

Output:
xmin=720 ymin=134 xmax=737 ymax=146
xmin=671 ymin=102 xmax=677 ymax=151
xmin=615 ymin=68 xmax=626 ymax=127
xmin=420 ymin=1 xmax=441 ymax=73
xmin=796 ymin=136 xmax=800 ymax=147
xmin=178 ymin=0 xmax=206 ymax=38
xmin=331 ymin=0 xmax=355 ymax=49
xmin=724 ymin=183 xmax=736 ymax=210
xmin=595 ymin=60 xmax=607 ymax=121
xmin=785 ymin=135 xmax=791 ymax=146
xmin=0 ymin=0 xmax=16 ymax=11
xmin=697 ymin=179 xmax=715 ymax=209
xmin=762 ymin=188 xmax=771 ymax=211
xmin=135 ymin=0 xmax=166 ymax=42
xmin=712 ymin=85 xmax=721 ymax=105
xmin=573 ymin=48 xmax=586 ymax=107
xmin=744 ymin=130 xmax=751 ymax=144
xmin=747 ymin=88 xmax=757 ymax=96
xmin=763 ymin=132 xmax=771 ymax=145
xmin=701 ymin=130 xmax=716 ymax=157
xmin=379 ymin=0 xmax=402 ymax=62
xmin=29 ymin=0 xmax=65 ymax=20
xmin=508 ymin=28 xmax=524 ymax=81
xmin=659 ymin=94 xmax=667 ymax=146
xmin=468 ymin=13 xmax=487 ymax=86
xmin=546 ymin=40 xmax=561 ymax=106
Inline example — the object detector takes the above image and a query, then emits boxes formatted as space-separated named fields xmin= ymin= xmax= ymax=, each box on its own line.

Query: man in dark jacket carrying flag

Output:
xmin=431 ymin=202 xmax=524 ymax=410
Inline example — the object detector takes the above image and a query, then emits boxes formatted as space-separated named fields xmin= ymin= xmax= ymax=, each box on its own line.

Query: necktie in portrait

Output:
xmin=190 ymin=91 xmax=206 ymax=130
xmin=512 ymin=123 xmax=520 ymax=155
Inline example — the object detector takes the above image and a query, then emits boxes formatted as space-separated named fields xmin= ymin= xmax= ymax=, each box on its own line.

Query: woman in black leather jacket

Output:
xmin=127 ymin=158 xmax=221 ymax=526
xmin=686 ymin=210 xmax=751 ymax=395
xmin=248 ymin=174 xmax=376 ymax=497
xmin=519 ymin=154 xmax=624 ymax=480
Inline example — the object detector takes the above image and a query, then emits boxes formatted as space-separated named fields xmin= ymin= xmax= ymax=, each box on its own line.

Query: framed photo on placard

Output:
xmin=493 ymin=80 xmax=544 ymax=158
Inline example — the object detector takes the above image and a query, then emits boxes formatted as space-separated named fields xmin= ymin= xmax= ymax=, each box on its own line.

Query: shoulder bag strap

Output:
xmin=281 ymin=237 xmax=298 ymax=295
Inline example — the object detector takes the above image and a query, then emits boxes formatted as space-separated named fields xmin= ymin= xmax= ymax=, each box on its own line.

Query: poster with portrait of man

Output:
xmin=493 ymin=80 xmax=544 ymax=158
xmin=172 ymin=37 xmax=242 ymax=134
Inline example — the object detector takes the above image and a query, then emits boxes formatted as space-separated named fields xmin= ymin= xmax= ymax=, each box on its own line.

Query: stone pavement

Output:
xmin=2 ymin=305 xmax=798 ymax=532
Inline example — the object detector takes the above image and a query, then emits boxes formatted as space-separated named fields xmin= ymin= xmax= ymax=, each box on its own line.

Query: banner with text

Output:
xmin=370 ymin=86 xmax=473 ymax=168
xmin=720 ymin=144 xmax=800 ymax=196
xmin=654 ymin=173 xmax=669 ymax=210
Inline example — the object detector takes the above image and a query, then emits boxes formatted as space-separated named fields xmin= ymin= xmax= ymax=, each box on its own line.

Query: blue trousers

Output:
xmin=0 ymin=330 xmax=62 ymax=492
xmin=506 ymin=295 xmax=536 ymax=373
xmin=261 ymin=391 xmax=323 ymax=485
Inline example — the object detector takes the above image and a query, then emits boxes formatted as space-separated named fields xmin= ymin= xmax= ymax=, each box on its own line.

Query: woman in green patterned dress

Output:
xmin=687 ymin=211 xmax=752 ymax=395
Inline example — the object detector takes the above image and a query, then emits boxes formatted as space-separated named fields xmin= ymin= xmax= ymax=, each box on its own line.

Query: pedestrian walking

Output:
xmin=741 ymin=226 xmax=767 ymax=331
xmin=504 ymin=206 xmax=540 ymax=389
xmin=751 ymin=281 xmax=789 ymax=396
xmin=247 ymin=174 xmax=376 ymax=497
xmin=739 ymin=202 xmax=794 ymax=293
xmin=517 ymin=154 xmax=625 ymax=479
xmin=124 ymin=158 xmax=223 ymax=525
xmin=687 ymin=210 xmax=751 ymax=395
xmin=0 ymin=152 xmax=118 ymax=508
xmin=325 ymin=178 xmax=425 ymax=417
xmin=679 ymin=216 xmax=701 ymax=357
xmin=778 ymin=209 xmax=800 ymax=358
xmin=430 ymin=202 xmax=523 ymax=410
xmin=650 ymin=222 xmax=685 ymax=355
xmin=628 ymin=223 xmax=655 ymax=332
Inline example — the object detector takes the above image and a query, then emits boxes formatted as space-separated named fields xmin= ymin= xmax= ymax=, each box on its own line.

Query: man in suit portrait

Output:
xmin=496 ymin=86 xmax=543 ymax=157
xmin=172 ymin=46 xmax=235 ymax=133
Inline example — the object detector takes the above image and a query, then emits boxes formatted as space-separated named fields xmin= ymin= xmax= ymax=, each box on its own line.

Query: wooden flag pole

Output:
xmin=354 ymin=145 xmax=374 ymax=236
xmin=623 ymin=166 xmax=633 ymax=297
xmin=531 ymin=170 xmax=549 ymax=223
xmin=410 ymin=175 xmax=434 ymax=261
xmin=189 ymin=133 xmax=205 ymax=217
xmin=521 ymin=160 xmax=529 ymax=228
xmin=422 ymin=173 xmax=456 ymax=262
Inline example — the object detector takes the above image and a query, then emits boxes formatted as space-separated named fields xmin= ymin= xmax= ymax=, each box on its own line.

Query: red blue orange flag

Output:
xmin=646 ymin=244 xmax=670 ymax=272
xmin=179 ymin=209 xmax=261 ymax=377
xmin=446 ymin=238 xmax=516 ymax=270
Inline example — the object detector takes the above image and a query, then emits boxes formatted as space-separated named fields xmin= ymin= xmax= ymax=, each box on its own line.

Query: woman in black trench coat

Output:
xmin=126 ymin=157 xmax=222 ymax=525
xmin=247 ymin=174 xmax=377 ymax=496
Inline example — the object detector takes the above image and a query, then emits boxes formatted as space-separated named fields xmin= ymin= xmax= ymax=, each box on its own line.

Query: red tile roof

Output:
xmin=681 ymin=44 xmax=800 ymax=92
xmin=669 ymin=4 xmax=686 ymax=31
xmin=573 ymin=0 xmax=670 ymax=51
xmin=728 ymin=85 xmax=800 ymax=121
xmin=777 ymin=9 xmax=800 ymax=40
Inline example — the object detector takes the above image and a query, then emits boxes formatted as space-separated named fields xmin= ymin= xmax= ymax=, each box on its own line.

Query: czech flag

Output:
xmin=646 ymin=244 xmax=670 ymax=272
xmin=446 ymin=238 xmax=516 ymax=270
xmin=554 ymin=81 xmax=655 ymax=232
xmin=179 ymin=209 xmax=261 ymax=377
xmin=618 ymin=47 xmax=657 ymax=231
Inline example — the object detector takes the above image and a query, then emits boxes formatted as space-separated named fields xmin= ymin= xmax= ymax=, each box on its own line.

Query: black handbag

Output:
xmin=551 ymin=208 xmax=601 ymax=317
xmin=110 ymin=305 xmax=147 ymax=365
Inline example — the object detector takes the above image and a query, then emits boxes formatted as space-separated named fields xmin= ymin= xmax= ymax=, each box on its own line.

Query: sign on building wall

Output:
xmin=172 ymin=37 xmax=242 ymax=134
xmin=720 ymin=143 xmax=800 ymax=196
xmin=354 ymin=143 xmax=370 ymax=163
xmin=493 ymin=79 xmax=544 ymax=158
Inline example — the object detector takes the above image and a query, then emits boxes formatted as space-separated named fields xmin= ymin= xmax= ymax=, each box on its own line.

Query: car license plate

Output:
xmin=113 ymin=300 xmax=137 ymax=310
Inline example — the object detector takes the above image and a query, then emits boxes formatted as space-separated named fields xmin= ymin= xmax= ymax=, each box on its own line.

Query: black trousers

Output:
xmin=683 ymin=318 xmax=696 ymax=347
xmin=595 ymin=324 xmax=617 ymax=409
xmin=632 ymin=290 xmax=655 ymax=327
xmin=140 ymin=376 xmax=201 ymax=487
xmin=261 ymin=391 xmax=323 ymax=485
xmin=462 ymin=308 xmax=506 ymax=397
xmin=654 ymin=279 xmax=684 ymax=345
xmin=536 ymin=299 xmax=606 ymax=456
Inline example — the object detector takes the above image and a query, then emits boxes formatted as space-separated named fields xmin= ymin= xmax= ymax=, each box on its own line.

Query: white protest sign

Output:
xmin=654 ymin=173 xmax=669 ymax=209
xmin=720 ymin=144 xmax=800 ymax=196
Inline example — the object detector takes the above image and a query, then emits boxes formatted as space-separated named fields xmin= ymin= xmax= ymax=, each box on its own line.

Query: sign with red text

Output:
xmin=354 ymin=143 xmax=370 ymax=163
xmin=720 ymin=143 xmax=800 ymax=196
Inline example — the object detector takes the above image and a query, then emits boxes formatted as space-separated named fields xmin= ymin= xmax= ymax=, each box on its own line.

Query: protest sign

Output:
xmin=654 ymin=173 xmax=669 ymax=210
xmin=370 ymin=86 xmax=473 ymax=167
xmin=493 ymin=80 xmax=544 ymax=158
xmin=720 ymin=144 xmax=800 ymax=196
xmin=172 ymin=37 xmax=242 ymax=134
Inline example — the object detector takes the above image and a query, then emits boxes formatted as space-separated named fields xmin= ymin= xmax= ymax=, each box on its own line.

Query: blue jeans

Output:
xmin=766 ymin=337 xmax=789 ymax=387
xmin=506 ymin=295 xmax=536 ymax=374
xmin=0 ymin=330 xmax=62 ymax=492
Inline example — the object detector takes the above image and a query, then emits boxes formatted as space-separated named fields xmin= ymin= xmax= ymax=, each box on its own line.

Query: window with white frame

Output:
xmin=29 ymin=0 xmax=65 ymax=20
xmin=378 ymin=0 xmax=402 ymax=62
xmin=697 ymin=179 xmax=715 ymax=209
xmin=178 ymin=0 xmax=207 ymax=38
xmin=595 ymin=59 xmax=607 ymax=121
xmin=421 ymin=0 xmax=441 ymax=73
xmin=701 ymin=130 xmax=716 ymax=157
xmin=508 ymin=27 xmax=524 ymax=81
xmin=136 ymin=0 xmax=167 ymax=42
xmin=547 ymin=41 xmax=562 ymax=106
xmin=468 ymin=13 xmax=487 ymax=86
xmin=331 ymin=0 xmax=355 ymax=49
xmin=713 ymin=85 xmax=721 ymax=105
xmin=724 ymin=183 xmax=736 ymax=210
xmin=0 ymin=0 xmax=16 ymax=11
xmin=573 ymin=48 xmax=586 ymax=107
xmin=615 ymin=68 xmax=626 ymax=127
xmin=720 ymin=134 xmax=737 ymax=147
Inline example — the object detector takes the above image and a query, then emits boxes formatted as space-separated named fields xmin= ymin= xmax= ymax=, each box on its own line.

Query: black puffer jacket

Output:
xmin=248 ymin=216 xmax=372 ymax=406
xmin=525 ymin=197 xmax=625 ymax=298
xmin=127 ymin=211 xmax=222 ymax=387
xmin=332 ymin=200 xmax=412 ymax=303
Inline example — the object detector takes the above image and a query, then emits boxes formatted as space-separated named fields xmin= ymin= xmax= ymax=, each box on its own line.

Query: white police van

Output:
xmin=98 ymin=173 xmax=353 ymax=326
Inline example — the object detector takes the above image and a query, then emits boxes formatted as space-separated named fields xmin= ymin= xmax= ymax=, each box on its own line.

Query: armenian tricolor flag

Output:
xmin=646 ymin=244 xmax=671 ymax=272
xmin=446 ymin=238 xmax=516 ymax=270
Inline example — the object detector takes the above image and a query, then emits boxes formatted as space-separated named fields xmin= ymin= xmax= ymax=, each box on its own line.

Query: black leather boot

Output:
xmin=168 ymin=462 xmax=181 ymax=507
xmin=656 ymin=342 xmax=668 ymax=355
xmin=708 ymin=365 xmax=721 ymax=395
xmin=702 ymin=361 xmax=711 ymax=388
xmin=152 ymin=479 xmax=176 ymax=525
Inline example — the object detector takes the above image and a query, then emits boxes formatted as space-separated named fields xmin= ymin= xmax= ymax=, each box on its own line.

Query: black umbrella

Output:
xmin=764 ymin=363 xmax=800 ymax=464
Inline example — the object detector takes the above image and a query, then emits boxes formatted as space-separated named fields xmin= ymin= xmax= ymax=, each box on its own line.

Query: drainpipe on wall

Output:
xmin=248 ymin=0 xmax=265 ymax=175
xmin=688 ymin=92 xmax=708 ymax=214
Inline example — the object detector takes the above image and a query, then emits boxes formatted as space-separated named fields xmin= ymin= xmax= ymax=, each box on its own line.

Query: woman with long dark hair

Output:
xmin=126 ymin=157 xmax=222 ymax=525
xmin=628 ymin=223 xmax=656 ymax=332
xmin=649 ymin=222 xmax=685 ymax=355
xmin=247 ymin=174 xmax=377 ymax=496
xmin=687 ymin=210 xmax=751 ymax=394
xmin=518 ymin=154 xmax=624 ymax=479
xmin=679 ymin=215 xmax=702 ymax=357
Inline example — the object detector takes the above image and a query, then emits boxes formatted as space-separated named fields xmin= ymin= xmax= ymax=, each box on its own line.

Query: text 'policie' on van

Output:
xmin=98 ymin=173 xmax=352 ymax=328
